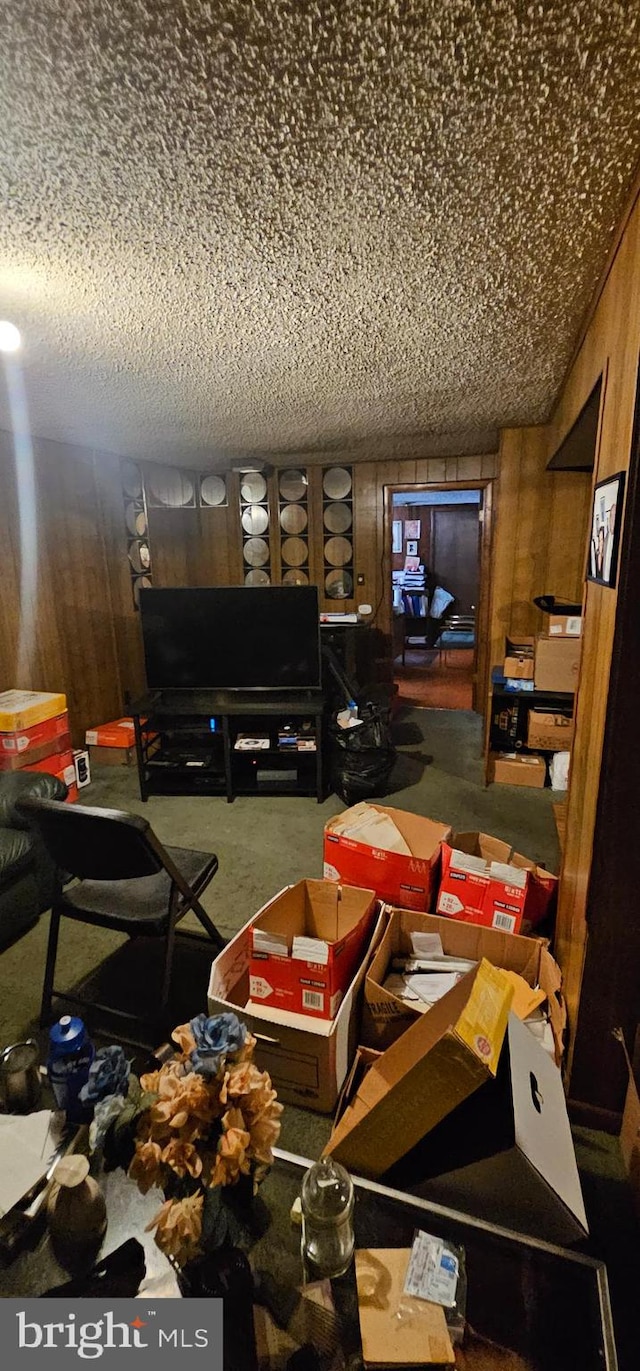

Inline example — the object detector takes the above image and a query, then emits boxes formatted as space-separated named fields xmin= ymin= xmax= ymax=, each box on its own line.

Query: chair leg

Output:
xmin=191 ymin=898 xmax=225 ymax=950
xmin=40 ymin=905 xmax=62 ymax=1028
xmin=159 ymin=908 xmax=178 ymax=1015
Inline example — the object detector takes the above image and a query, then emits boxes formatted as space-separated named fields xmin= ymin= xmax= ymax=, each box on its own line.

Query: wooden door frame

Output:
xmin=383 ymin=480 xmax=494 ymax=714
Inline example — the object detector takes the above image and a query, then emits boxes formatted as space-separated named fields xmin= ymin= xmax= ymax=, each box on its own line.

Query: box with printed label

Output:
xmin=208 ymin=897 xmax=386 ymax=1111
xmin=0 ymin=691 xmax=67 ymax=733
xmin=23 ymin=747 xmax=78 ymax=803
xmin=248 ymin=879 xmax=377 ymax=1019
xmin=548 ymin=614 xmax=582 ymax=637
xmin=487 ymin=753 xmax=547 ymax=787
xmin=503 ymin=636 xmax=535 ymax=680
xmin=0 ymin=727 xmax=72 ymax=773
xmin=0 ymin=710 xmax=70 ymax=756
xmin=526 ymin=710 xmax=574 ymax=751
xmin=534 ymin=636 xmax=580 ymax=693
xmin=324 ymin=958 xmax=513 ymax=1176
xmin=361 ymin=905 xmax=565 ymax=1062
xmin=85 ymin=717 xmax=138 ymax=748
xmin=324 ymin=804 xmax=452 ymax=912
xmin=436 ymin=832 xmax=557 ymax=934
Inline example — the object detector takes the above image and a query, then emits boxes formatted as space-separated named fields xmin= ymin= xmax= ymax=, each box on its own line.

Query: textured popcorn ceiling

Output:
xmin=1 ymin=1 xmax=639 ymax=469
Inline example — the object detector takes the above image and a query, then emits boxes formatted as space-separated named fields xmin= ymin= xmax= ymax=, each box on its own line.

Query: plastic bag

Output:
xmin=329 ymin=703 xmax=396 ymax=804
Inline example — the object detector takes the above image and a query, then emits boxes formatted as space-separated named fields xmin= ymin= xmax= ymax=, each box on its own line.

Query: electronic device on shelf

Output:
xmin=139 ymin=585 xmax=321 ymax=692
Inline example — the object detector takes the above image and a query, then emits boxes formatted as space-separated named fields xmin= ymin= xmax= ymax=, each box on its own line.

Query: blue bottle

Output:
xmin=47 ymin=1016 xmax=95 ymax=1123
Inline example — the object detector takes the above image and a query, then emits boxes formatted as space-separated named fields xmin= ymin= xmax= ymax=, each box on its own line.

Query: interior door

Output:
xmin=430 ymin=505 xmax=480 ymax=613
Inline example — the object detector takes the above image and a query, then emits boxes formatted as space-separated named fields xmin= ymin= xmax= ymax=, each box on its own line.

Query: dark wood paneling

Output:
xmin=430 ymin=505 xmax=480 ymax=613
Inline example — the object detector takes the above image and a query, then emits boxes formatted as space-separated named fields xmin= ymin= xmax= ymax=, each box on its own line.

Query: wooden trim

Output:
xmin=382 ymin=480 xmax=494 ymax=715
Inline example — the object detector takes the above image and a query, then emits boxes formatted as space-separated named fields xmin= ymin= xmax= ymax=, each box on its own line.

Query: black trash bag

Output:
xmin=330 ymin=703 xmax=396 ymax=804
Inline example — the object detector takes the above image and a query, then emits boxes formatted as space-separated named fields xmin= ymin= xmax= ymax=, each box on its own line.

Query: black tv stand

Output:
xmin=130 ymin=689 xmax=326 ymax=803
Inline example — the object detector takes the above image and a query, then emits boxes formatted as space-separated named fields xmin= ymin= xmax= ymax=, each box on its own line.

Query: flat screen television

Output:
xmin=139 ymin=586 xmax=322 ymax=690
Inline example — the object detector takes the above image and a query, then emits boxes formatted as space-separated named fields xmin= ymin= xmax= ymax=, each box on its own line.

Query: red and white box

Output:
xmin=0 ymin=713 xmax=72 ymax=772
xmin=324 ymin=804 xmax=451 ymax=913
xmin=85 ymin=717 xmax=138 ymax=748
xmin=23 ymin=747 xmax=78 ymax=804
xmin=249 ymin=879 xmax=377 ymax=1019
xmin=437 ymin=832 xmax=557 ymax=935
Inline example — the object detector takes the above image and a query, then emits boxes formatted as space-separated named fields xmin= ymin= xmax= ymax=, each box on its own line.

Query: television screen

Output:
xmin=140 ymin=586 xmax=321 ymax=690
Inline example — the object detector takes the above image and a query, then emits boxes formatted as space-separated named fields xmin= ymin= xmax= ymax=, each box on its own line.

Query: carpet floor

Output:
xmin=395 ymin=648 xmax=474 ymax=709
xmin=0 ymin=706 xmax=636 ymax=1364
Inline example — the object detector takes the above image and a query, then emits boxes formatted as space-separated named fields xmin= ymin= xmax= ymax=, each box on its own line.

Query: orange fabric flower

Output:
xmin=249 ymin=1099 xmax=283 ymax=1165
xmin=146 ymin=1193 xmax=203 ymax=1266
xmin=210 ymin=1106 xmax=251 ymax=1186
xmin=161 ymin=1139 xmax=203 ymax=1179
xmin=149 ymin=1065 xmax=218 ymax=1134
xmin=128 ymin=1139 xmax=165 ymax=1194
xmin=171 ymin=1022 xmax=197 ymax=1057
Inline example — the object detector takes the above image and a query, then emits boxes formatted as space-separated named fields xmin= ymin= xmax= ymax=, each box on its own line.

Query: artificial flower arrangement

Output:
xmin=81 ymin=1012 xmax=283 ymax=1269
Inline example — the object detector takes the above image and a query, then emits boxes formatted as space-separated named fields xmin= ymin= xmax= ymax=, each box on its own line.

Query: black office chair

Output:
xmin=16 ymin=797 xmax=224 ymax=1039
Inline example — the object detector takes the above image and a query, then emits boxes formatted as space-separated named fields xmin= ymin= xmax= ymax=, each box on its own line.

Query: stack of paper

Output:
xmin=0 ymin=1111 xmax=62 ymax=1217
xmin=292 ymin=936 xmax=330 ymax=965
xmin=329 ymin=803 xmax=411 ymax=855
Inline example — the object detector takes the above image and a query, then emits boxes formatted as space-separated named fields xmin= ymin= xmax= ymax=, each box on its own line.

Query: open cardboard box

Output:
xmin=208 ymin=890 xmax=386 ymax=1112
xmin=324 ymin=958 xmax=513 ymax=1175
xmin=437 ymin=831 xmax=558 ymax=934
xmin=382 ymin=1014 xmax=588 ymax=1247
xmin=249 ymin=879 xmax=376 ymax=1019
xmin=362 ymin=906 xmax=565 ymax=1062
xmin=324 ymin=804 xmax=452 ymax=912
xmin=503 ymin=636 xmax=535 ymax=679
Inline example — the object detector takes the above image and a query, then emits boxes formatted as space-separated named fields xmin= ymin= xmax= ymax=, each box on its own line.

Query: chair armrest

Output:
xmin=0 ymin=773 xmax=68 ymax=830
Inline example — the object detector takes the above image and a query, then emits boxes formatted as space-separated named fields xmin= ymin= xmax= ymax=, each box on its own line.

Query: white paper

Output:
xmin=292 ymin=936 xmax=329 ymax=966
xmin=0 ymin=1110 xmax=60 ymax=1217
xmin=410 ymin=932 xmax=443 ymax=958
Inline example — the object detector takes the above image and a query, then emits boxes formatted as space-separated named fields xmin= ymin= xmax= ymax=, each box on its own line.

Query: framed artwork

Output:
xmin=404 ymin=519 xmax=421 ymax=539
xmin=587 ymin=471 xmax=625 ymax=587
xmin=406 ymin=540 xmax=418 ymax=556
xmin=392 ymin=520 xmax=403 ymax=553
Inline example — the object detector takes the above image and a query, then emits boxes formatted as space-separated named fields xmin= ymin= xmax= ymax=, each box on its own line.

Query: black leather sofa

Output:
xmin=0 ymin=772 xmax=68 ymax=949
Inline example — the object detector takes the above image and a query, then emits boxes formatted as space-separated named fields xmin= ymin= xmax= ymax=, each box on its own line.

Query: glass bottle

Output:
xmin=300 ymin=1156 xmax=355 ymax=1278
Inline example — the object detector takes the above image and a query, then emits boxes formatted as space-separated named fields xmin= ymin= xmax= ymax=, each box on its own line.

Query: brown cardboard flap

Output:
xmin=254 ymin=879 xmax=376 ymax=945
xmin=452 ymin=831 xmax=513 ymax=865
xmin=371 ymin=806 xmax=451 ymax=860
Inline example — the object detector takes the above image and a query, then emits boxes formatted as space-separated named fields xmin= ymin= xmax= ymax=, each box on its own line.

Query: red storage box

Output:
xmin=324 ymin=805 xmax=451 ymax=913
xmin=437 ymin=832 xmax=557 ymax=935
xmin=249 ymin=879 xmax=377 ymax=1019
xmin=85 ymin=717 xmax=138 ymax=748
xmin=0 ymin=713 xmax=72 ymax=772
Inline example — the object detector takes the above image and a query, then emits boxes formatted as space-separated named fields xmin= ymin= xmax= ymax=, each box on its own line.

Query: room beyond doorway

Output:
xmin=391 ymin=488 xmax=482 ymax=711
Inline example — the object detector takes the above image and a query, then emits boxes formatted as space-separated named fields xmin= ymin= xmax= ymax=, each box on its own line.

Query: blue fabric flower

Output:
xmin=189 ymin=1012 xmax=247 ymax=1077
xmin=80 ymin=1045 xmax=130 ymax=1104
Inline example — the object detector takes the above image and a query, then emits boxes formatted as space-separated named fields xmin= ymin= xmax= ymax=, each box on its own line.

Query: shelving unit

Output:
xmin=484 ymin=667 xmax=574 ymax=785
xmin=130 ymin=689 xmax=325 ymax=803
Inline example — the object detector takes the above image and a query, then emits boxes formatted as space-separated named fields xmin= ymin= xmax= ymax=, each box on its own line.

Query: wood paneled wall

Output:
xmin=548 ymin=188 xmax=640 ymax=1088
xmin=487 ymin=427 xmax=592 ymax=678
xmin=0 ymin=432 xmax=144 ymax=743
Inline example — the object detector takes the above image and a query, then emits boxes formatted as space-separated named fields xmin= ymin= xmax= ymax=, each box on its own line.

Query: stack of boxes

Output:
xmin=0 ymin=690 xmax=78 ymax=801
xmin=490 ymin=614 xmax=581 ymax=789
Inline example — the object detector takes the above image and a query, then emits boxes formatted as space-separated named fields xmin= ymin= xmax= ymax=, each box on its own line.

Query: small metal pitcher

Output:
xmin=0 ymin=1038 xmax=42 ymax=1112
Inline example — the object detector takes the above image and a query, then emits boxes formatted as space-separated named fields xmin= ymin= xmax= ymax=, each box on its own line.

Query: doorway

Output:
xmin=390 ymin=488 xmax=485 ymax=711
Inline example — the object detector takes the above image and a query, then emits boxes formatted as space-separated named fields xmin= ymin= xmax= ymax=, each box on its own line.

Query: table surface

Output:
xmin=0 ymin=1146 xmax=617 ymax=1370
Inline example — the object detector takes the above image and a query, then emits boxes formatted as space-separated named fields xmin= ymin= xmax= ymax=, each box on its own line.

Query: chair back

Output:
xmin=16 ymin=798 xmax=166 ymax=882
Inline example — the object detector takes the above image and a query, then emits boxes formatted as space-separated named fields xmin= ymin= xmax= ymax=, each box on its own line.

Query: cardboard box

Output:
xmin=382 ymin=1015 xmax=587 ymax=1247
xmin=0 ymin=731 xmax=72 ymax=773
xmin=73 ymin=748 xmax=91 ymax=788
xmin=534 ymin=636 xmax=580 ymax=694
xmin=503 ymin=636 xmax=535 ymax=680
xmin=85 ymin=717 xmax=137 ymax=748
xmin=436 ymin=832 xmax=558 ymax=934
xmin=362 ymin=906 xmax=565 ymax=1063
xmin=548 ymin=613 xmax=582 ymax=637
xmin=207 ymin=894 xmax=386 ymax=1111
xmin=23 ymin=747 xmax=78 ymax=803
xmin=249 ymin=879 xmax=376 ymax=1019
xmin=0 ymin=690 xmax=67 ymax=733
xmin=89 ymin=744 xmax=136 ymax=766
xmin=527 ymin=710 xmax=574 ymax=752
xmin=0 ymin=710 xmax=70 ymax=756
xmin=324 ymin=958 xmax=513 ymax=1175
xmin=488 ymin=753 xmax=547 ymax=788
xmin=323 ymin=805 xmax=452 ymax=912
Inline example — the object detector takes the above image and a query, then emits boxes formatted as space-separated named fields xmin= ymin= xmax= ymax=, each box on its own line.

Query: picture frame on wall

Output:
xmin=406 ymin=540 xmax=418 ymax=556
xmin=587 ymin=470 xmax=625 ymax=587
xmin=404 ymin=519 xmax=421 ymax=539
xmin=392 ymin=520 xmax=403 ymax=554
